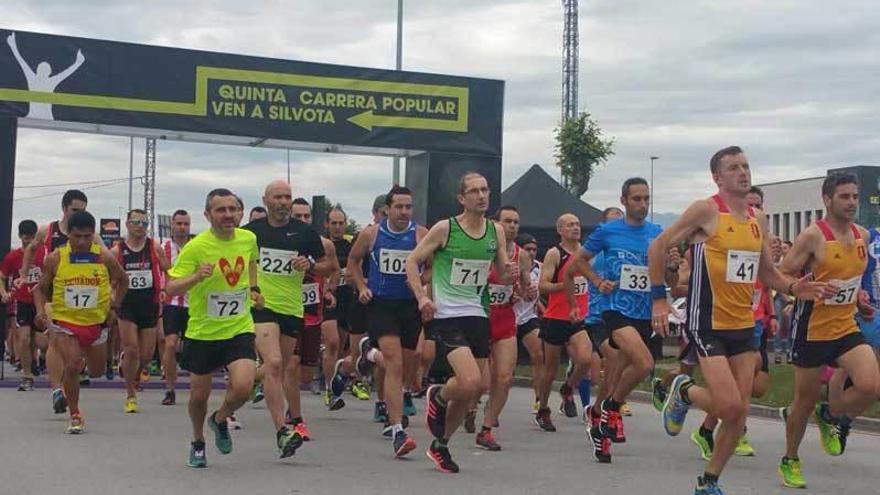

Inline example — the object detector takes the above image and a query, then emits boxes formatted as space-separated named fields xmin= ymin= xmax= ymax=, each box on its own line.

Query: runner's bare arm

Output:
xmin=776 ymin=226 xmax=817 ymax=277
xmin=763 ymin=220 xmax=831 ymax=299
xmin=516 ymin=247 xmax=532 ymax=298
xmin=155 ymin=244 xmax=171 ymax=272
xmin=563 ymin=248 xmax=594 ymax=311
xmin=19 ymin=224 xmax=48 ymax=279
xmin=538 ymin=247 xmax=561 ymax=296
xmin=406 ymin=220 xmax=449 ymax=303
xmin=648 ymin=199 xmax=713 ymax=286
xmin=347 ymin=225 xmax=377 ymax=296
xmin=416 ymin=226 xmax=432 ymax=285
xmin=320 ymin=238 xmax=339 ymax=292
xmin=493 ymin=223 xmax=511 ymax=283
xmin=33 ymin=251 xmax=59 ymax=324
xmin=101 ymin=246 xmax=128 ymax=307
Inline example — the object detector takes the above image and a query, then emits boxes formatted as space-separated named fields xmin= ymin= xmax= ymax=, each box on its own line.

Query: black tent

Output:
xmin=501 ymin=164 xmax=604 ymax=255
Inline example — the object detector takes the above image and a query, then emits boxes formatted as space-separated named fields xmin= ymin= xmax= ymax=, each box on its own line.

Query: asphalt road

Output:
xmin=0 ymin=384 xmax=876 ymax=495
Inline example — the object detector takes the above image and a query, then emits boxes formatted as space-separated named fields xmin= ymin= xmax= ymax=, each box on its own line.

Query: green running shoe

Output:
xmin=652 ymin=377 xmax=667 ymax=413
xmin=351 ymin=380 xmax=371 ymax=400
xmin=813 ymin=403 xmax=842 ymax=456
xmin=208 ymin=411 xmax=233 ymax=454
xmin=778 ymin=457 xmax=806 ymax=488
xmin=690 ymin=429 xmax=714 ymax=461
xmin=734 ymin=434 xmax=755 ymax=456
xmin=187 ymin=440 xmax=207 ymax=468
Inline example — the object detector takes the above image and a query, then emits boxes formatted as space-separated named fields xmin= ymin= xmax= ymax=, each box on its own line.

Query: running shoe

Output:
xmin=251 ymin=382 xmax=265 ymax=404
xmin=691 ymin=429 xmax=714 ymax=461
xmin=588 ymin=426 xmax=611 ymax=463
xmin=621 ymin=402 xmax=632 ymax=417
xmin=324 ymin=390 xmax=345 ymax=411
xmin=662 ymin=374 xmax=692 ymax=436
xmin=464 ymin=409 xmax=477 ymax=434
xmin=393 ymin=430 xmax=417 ymax=458
xmin=694 ymin=476 xmax=726 ymax=495
xmin=599 ymin=401 xmax=625 ymax=443
xmin=149 ymin=360 xmax=161 ymax=376
xmin=140 ymin=369 xmax=150 ymax=384
xmin=208 ymin=411 xmax=233 ymax=454
xmin=778 ymin=456 xmax=806 ymax=488
xmin=162 ymin=389 xmax=176 ymax=406
xmin=226 ymin=414 xmax=242 ymax=430
xmin=814 ymin=403 xmax=842 ymax=456
xmin=356 ymin=336 xmax=374 ymax=377
xmin=476 ymin=429 xmax=501 ymax=451
xmin=78 ymin=371 xmax=90 ymax=386
xmin=403 ymin=391 xmax=416 ymax=416
xmin=652 ymin=377 xmax=668 ymax=412
xmin=105 ymin=361 xmax=114 ymax=380
xmin=66 ymin=413 xmax=85 ymax=435
xmin=559 ymin=383 xmax=578 ymax=418
xmin=374 ymin=400 xmax=389 ymax=423
xmin=330 ymin=359 xmax=347 ymax=397
xmin=734 ymin=434 xmax=755 ymax=456
xmin=587 ymin=405 xmax=601 ymax=429
xmin=52 ymin=388 xmax=67 ymax=414
xmin=309 ymin=378 xmax=322 ymax=395
xmin=383 ymin=416 xmax=410 ymax=438
xmin=351 ymin=380 xmax=371 ymax=400
xmin=276 ymin=426 xmax=304 ymax=459
xmin=426 ymin=385 xmax=447 ymax=439
xmin=187 ymin=440 xmax=207 ymax=468
xmin=534 ymin=407 xmax=556 ymax=432
xmin=17 ymin=377 xmax=33 ymax=392
xmin=124 ymin=396 xmax=138 ymax=414
xmin=293 ymin=421 xmax=312 ymax=442
xmin=533 ymin=399 xmax=540 ymax=413
xmin=426 ymin=440 xmax=459 ymax=473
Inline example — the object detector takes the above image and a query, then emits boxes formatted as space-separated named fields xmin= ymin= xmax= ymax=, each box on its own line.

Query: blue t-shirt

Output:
xmin=861 ymin=227 xmax=880 ymax=311
xmin=585 ymin=251 xmax=607 ymax=325
xmin=583 ymin=218 xmax=663 ymax=320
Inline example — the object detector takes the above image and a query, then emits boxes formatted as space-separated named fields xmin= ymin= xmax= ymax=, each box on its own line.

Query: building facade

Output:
xmin=757 ymin=165 xmax=880 ymax=242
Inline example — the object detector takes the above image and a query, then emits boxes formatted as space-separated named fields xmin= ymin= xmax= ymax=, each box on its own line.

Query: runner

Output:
xmin=32 ymin=211 xmax=127 ymax=433
xmin=330 ymin=195 xmax=387 ymax=414
xmin=244 ymin=185 xmax=330 ymax=447
xmin=348 ymin=185 xmax=428 ymax=457
xmin=648 ymin=146 xmax=829 ymax=495
xmin=20 ymin=189 xmax=88 ymax=414
xmin=535 ymin=213 xmax=591 ymax=431
xmin=405 ymin=171 xmax=510 ymax=473
xmin=512 ymin=233 xmax=544 ymax=411
xmin=320 ymin=208 xmax=351 ymax=398
xmin=249 ymin=206 xmax=268 ymax=223
xmin=776 ymin=172 xmax=880 ymax=488
xmin=111 ymin=209 xmax=170 ymax=413
xmin=289 ymin=197 xmax=339 ymax=429
xmin=477 ymin=205 xmax=532 ymax=450
xmin=566 ymin=178 xmax=674 ymax=462
xmin=160 ymin=210 xmax=191 ymax=405
xmin=0 ymin=220 xmax=40 ymax=391
xmin=166 ymin=188 xmax=299 ymax=467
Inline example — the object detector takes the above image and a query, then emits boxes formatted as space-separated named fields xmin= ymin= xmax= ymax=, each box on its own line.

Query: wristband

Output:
xmin=651 ymin=285 xmax=668 ymax=300
xmin=250 ymin=285 xmax=261 ymax=294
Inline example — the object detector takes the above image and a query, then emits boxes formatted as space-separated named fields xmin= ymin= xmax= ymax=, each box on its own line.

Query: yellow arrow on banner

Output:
xmin=0 ymin=66 xmax=469 ymax=133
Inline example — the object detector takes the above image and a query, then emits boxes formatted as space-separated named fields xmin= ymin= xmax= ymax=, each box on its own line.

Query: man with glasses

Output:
xmin=111 ymin=209 xmax=170 ymax=413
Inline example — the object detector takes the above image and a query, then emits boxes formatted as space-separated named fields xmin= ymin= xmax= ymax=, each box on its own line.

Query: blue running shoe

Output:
xmin=663 ymin=374 xmax=692 ymax=436
xmin=330 ymin=359 xmax=348 ymax=397
xmin=694 ymin=476 xmax=725 ymax=494
xmin=403 ymin=391 xmax=416 ymax=417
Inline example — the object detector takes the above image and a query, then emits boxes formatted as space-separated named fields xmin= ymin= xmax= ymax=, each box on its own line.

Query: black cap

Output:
xmin=516 ymin=233 xmax=537 ymax=246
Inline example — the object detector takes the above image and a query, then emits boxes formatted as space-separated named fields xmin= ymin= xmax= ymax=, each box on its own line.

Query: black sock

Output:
xmin=699 ymin=425 xmax=714 ymax=437
xmin=819 ymin=402 xmax=837 ymax=424
xmin=782 ymin=455 xmax=799 ymax=462
xmin=680 ymin=380 xmax=694 ymax=405
xmin=603 ymin=398 xmax=621 ymax=411
xmin=481 ymin=425 xmax=491 ymax=433
xmin=700 ymin=473 xmax=719 ymax=485
xmin=292 ymin=416 xmax=303 ymax=425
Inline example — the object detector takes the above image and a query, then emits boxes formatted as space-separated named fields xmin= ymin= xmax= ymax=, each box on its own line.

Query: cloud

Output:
xmin=5 ymin=0 xmax=878 ymax=239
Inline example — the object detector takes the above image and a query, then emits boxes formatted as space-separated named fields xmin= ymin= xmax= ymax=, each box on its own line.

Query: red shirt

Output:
xmin=1 ymin=248 xmax=22 ymax=310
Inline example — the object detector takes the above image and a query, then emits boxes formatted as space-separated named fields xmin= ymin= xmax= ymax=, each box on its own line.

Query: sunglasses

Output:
xmin=129 ymin=220 xmax=149 ymax=227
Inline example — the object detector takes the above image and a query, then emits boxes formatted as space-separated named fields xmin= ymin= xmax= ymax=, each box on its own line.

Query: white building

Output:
xmin=757 ymin=165 xmax=880 ymax=242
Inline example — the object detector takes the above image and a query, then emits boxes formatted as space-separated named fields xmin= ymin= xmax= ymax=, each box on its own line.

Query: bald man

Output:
xmin=534 ymin=213 xmax=593 ymax=432
xmin=243 ymin=180 xmax=333 ymax=453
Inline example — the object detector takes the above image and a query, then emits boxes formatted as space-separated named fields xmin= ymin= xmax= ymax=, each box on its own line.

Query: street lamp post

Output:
xmin=650 ymin=155 xmax=659 ymax=222
xmin=391 ymin=0 xmax=403 ymax=185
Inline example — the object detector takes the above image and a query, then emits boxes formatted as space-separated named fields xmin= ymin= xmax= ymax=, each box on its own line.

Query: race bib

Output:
xmin=488 ymin=284 xmax=513 ymax=305
xmin=207 ymin=289 xmax=247 ymax=317
xmin=620 ymin=264 xmax=650 ymax=292
xmin=127 ymin=269 xmax=153 ymax=289
xmin=379 ymin=248 xmax=411 ymax=275
xmin=825 ymin=276 xmax=861 ymax=306
xmin=64 ymin=286 xmax=98 ymax=309
xmin=302 ymin=283 xmax=320 ymax=306
xmin=573 ymin=276 xmax=588 ymax=295
xmin=726 ymin=250 xmax=760 ymax=284
xmin=25 ymin=267 xmax=41 ymax=284
xmin=259 ymin=248 xmax=297 ymax=276
xmin=451 ymin=259 xmax=491 ymax=287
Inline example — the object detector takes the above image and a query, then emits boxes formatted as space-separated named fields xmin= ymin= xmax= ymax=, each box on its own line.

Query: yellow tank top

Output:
xmin=687 ymin=195 xmax=763 ymax=331
xmin=794 ymin=220 xmax=866 ymax=341
xmin=51 ymin=243 xmax=111 ymax=326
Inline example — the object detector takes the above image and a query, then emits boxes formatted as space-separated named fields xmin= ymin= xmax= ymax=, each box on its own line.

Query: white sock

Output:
xmin=392 ymin=423 xmax=404 ymax=435
xmin=366 ymin=348 xmax=379 ymax=363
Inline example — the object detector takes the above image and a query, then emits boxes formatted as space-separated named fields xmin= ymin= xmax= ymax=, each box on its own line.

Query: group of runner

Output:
xmin=2 ymin=145 xmax=878 ymax=494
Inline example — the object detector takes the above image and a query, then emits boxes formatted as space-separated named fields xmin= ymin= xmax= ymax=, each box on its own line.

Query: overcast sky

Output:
xmin=5 ymin=0 xmax=879 ymax=234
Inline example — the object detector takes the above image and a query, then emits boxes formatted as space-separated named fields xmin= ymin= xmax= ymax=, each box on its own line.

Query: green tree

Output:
xmin=554 ymin=112 xmax=615 ymax=197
